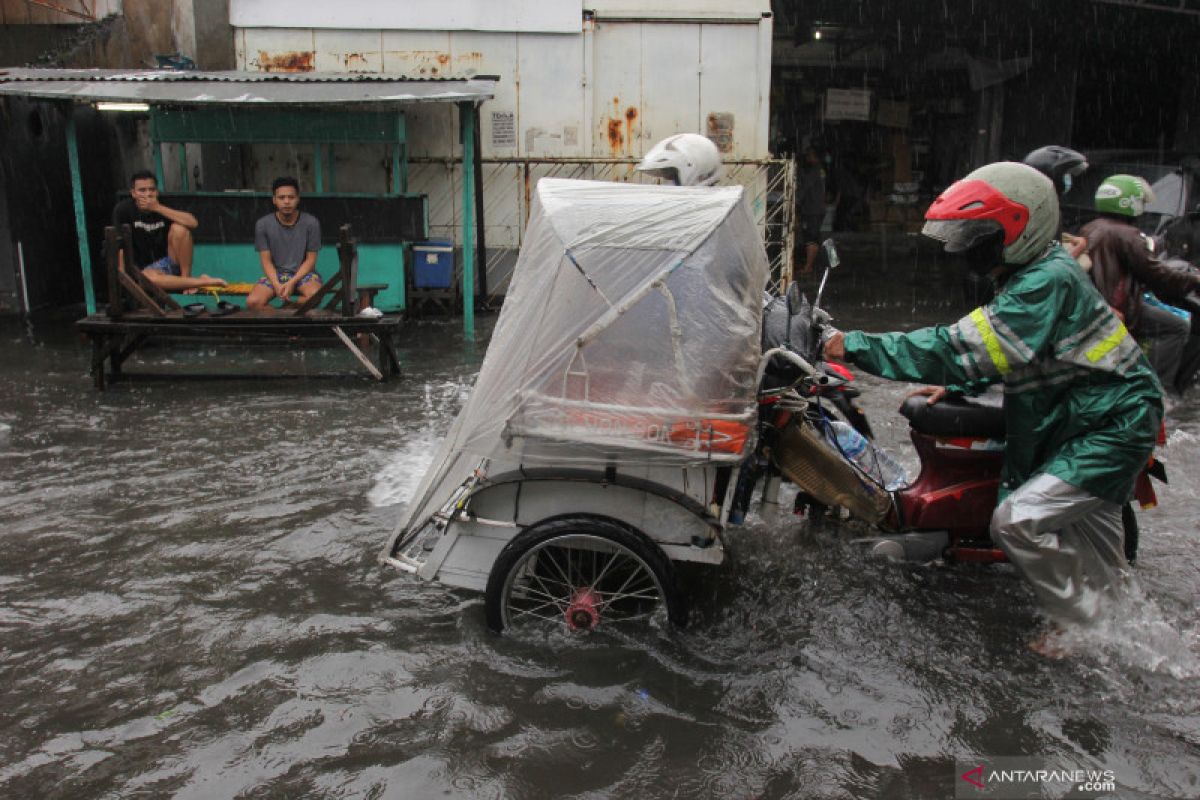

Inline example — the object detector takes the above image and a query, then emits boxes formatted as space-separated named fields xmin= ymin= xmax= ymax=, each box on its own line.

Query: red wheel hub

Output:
xmin=565 ymin=587 xmax=602 ymax=631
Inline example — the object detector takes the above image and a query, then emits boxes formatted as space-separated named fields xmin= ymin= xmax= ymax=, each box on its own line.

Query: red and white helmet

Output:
xmin=923 ymin=161 xmax=1059 ymax=266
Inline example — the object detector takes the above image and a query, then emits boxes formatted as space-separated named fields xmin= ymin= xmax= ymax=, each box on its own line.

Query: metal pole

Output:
xmin=391 ymin=120 xmax=402 ymax=196
xmin=66 ymin=107 xmax=96 ymax=314
xmin=16 ymin=241 xmax=30 ymax=316
xmin=472 ymin=102 xmax=488 ymax=299
xmin=150 ymin=109 xmax=165 ymax=187
xmin=459 ymin=101 xmax=476 ymax=338
xmin=396 ymin=112 xmax=407 ymax=193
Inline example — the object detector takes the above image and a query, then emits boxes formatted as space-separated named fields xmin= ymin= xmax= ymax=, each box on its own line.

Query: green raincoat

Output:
xmin=844 ymin=246 xmax=1162 ymax=504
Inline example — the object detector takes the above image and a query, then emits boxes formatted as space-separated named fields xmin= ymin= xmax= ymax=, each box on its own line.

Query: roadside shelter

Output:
xmin=0 ymin=67 xmax=495 ymax=335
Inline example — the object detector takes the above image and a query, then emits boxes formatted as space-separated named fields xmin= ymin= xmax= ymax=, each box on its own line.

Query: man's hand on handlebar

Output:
xmin=906 ymin=386 xmax=948 ymax=406
xmin=821 ymin=329 xmax=845 ymax=361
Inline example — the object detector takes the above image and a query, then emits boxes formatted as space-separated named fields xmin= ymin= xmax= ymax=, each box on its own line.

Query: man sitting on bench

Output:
xmin=112 ymin=170 xmax=227 ymax=293
xmin=247 ymin=176 xmax=322 ymax=310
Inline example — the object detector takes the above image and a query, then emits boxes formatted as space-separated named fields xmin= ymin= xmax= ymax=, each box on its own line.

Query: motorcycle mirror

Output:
xmin=814 ymin=238 xmax=839 ymax=310
xmin=822 ymin=238 xmax=841 ymax=269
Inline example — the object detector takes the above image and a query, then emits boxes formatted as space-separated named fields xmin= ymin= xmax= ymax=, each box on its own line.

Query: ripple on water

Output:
xmin=4 ymin=316 xmax=1200 ymax=799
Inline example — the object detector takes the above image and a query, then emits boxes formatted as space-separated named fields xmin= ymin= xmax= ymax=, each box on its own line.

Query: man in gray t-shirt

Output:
xmin=247 ymin=176 xmax=322 ymax=310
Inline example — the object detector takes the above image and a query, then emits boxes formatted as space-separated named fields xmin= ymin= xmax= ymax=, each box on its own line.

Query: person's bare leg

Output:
xmin=246 ymin=283 xmax=276 ymax=310
xmin=803 ymin=242 xmax=818 ymax=274
xmin=143 ymin=272 xmax=227 ymax=292
xmin=167 ymin=224 xmax=194 ymax=277
xmin=297 ymin=279 xmax=322 ymax=300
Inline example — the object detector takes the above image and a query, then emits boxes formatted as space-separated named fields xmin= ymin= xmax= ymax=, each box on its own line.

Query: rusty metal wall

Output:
xmin=234 ymin=14 xmax=778 ymax=296
xmin=0 ymin=0 xmax=121 ymax=24
xmin=236 ymin=18 xmax=772 ymax=163
xmin=590 ymin=19 xmax=771 ymax=159
xmin=407 ymin=156 xmax=796 ymax=300
xmin=229 ymin=0 xmax=583 ymax=33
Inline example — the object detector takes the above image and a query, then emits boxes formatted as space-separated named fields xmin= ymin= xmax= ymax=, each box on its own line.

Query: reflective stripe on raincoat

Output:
xmin=844 ymin=245 xmax=1162 ymax=504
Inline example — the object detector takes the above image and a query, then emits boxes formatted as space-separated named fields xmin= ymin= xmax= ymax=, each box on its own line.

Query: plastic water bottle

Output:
xmin=828 ymin=420 xmax=908 ymax=490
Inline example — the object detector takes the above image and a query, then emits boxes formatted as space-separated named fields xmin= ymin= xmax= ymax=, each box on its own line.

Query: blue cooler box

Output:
xmin=412 ymin=240 xmax=455 ymax=289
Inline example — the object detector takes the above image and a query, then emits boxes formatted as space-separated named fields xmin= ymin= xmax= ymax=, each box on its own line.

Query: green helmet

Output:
xmin=1095 ymin=174 xmax=1154 ymax=217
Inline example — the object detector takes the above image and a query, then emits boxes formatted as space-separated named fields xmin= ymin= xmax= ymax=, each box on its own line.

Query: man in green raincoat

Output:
xmin=823 ymin=162 xmax=1162 ymax=638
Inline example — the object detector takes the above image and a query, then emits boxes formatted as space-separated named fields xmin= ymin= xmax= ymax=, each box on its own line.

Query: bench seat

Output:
xmin=170 ymin=281 xmax=389 ymax=310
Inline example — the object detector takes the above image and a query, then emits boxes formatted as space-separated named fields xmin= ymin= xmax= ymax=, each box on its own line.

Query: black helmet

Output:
xmin=1022 ymin=145 xmax=1088 ymax=196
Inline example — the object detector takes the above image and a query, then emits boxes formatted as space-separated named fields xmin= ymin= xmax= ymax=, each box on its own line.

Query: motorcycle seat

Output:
xmin=900 ymin=394 xmax=1006 ymax=440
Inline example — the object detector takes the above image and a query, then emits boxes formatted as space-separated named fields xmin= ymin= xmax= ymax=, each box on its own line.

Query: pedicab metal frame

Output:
xmin=382 ymin=178 xmax=770 ymax=631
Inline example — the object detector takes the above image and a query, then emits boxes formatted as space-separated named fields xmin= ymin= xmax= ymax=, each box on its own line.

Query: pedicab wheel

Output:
xmin=484 ymin=516 xmax=686 ymax=634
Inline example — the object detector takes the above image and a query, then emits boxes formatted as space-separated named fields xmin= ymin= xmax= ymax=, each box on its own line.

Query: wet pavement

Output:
xmin=1 ymin=290 xmax=1198 ymax=798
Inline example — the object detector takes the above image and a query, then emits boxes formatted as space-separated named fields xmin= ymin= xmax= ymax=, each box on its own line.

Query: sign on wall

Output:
xmin=492 ymin=111 xmax=516 ymax=148
xmin=824 ymin=88 xmax=872 ymax=122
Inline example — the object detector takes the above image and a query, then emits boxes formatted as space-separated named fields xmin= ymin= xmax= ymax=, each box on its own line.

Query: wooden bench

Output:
xmin=171 ymin=281 xmax=388 ymax=314
xmin=81 ymin=223 xmax=403 ymax=389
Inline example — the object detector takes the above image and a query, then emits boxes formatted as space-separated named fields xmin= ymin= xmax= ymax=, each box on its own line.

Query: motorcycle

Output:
xmin=742 ymin=240 xmax=1165 ymax=564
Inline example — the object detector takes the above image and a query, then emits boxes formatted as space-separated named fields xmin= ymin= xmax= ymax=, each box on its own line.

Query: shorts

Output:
xmin=258 ymin=270 xmax=321 ymax=289
xmin=143 ymin=256 xmax=180 ymax=276
xmin=801 ymin=214 xmax=824 ymax=246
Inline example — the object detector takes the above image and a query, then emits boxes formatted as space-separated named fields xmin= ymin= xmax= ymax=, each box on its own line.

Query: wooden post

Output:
xmin=90 ymin=335 xmax=107 ymax=390
xmin=472 ymin=102 xmax=488 ymax=299
xmin=459 ymin=101 xmax=476 ymax=339
xmin=66 ymin=106 xmax=96 ymax=314
xmin=338 ymin=224 xmax=357 ymax=317
xmin=119 ymin=224 xmax=181 ymax=311
xmin=293 ymin=274 xmax=341 ymax=315
xmin=332 ymin=326 xmax=384 ymax=381
xmin=104 ymin=227 xmax=123 ymax=318
xmin=118 ymin=272 xmax=166 ymax=316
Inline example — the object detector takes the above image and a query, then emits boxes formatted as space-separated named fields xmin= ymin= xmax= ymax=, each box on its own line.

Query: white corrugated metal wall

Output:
xmin=229 ymin=0 xmax=775 ymax=284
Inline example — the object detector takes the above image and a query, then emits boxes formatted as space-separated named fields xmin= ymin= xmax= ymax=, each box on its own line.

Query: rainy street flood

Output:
xmin=1 ymin=292 xmax=1199 ymax=799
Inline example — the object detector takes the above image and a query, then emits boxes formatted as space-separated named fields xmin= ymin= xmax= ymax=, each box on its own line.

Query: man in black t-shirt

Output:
xmin=111 ymin=170 xmax=226 ymax=292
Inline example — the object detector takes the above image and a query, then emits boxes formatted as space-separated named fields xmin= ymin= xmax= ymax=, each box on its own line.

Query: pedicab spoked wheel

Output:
xmin=484 ymin=517 xmax=685 ymax=634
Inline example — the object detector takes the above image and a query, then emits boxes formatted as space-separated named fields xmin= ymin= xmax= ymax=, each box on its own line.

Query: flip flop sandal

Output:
xmin=212 ymin=300 xmax=239 ymax=316
xmin=182 ymin=302 xmax=206 ymax=317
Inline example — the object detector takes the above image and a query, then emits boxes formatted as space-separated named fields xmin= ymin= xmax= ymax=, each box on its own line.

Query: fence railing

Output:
xmin=408 ymin=156 xmax=797 ymax=301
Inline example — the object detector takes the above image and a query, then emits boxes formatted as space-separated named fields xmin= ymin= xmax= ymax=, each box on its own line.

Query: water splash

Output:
xmin=1043 ymin=583 xmax=1200 ymax=680
xmin=365 ymin=376 xmax=475 ymax=509
xmin=1166 ymin=428 xmax=1199 ymax=447
xmin=367 ymin=431 xmax=441 ymax=508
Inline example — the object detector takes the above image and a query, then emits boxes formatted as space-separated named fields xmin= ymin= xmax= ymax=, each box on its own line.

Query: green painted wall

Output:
xmin=187 ymin=242 xmax=406 ymax=311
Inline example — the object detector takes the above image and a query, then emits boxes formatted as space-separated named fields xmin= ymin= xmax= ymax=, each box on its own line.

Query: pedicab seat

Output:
xmin=900 ymin=393 xmax=1006 ymax=440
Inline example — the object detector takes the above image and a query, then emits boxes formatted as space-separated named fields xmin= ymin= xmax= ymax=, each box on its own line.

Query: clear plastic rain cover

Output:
xmin=398 ymin=178 xmax=769 ymax=536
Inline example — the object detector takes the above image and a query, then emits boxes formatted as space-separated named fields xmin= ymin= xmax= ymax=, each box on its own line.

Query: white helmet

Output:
xmin=635 ymin=133 xmax=722 ymax=187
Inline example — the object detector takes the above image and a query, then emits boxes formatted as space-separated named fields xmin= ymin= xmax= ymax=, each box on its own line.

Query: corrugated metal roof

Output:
xmin=0 ymin=68 xmax=497 ymax=106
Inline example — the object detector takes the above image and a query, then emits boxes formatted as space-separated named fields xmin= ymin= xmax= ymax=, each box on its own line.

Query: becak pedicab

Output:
xmin=382 ymin=177 xmax=769 ymax=632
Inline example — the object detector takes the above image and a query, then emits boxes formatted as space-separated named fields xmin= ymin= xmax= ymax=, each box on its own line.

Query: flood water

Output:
xmin=2 ymin=279 xmax=1199 ymax=798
